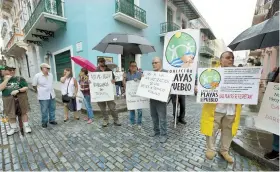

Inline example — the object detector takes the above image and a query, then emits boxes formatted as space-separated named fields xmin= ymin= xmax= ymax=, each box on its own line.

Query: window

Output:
xmin=54 ymin=50 xmax=72 ymax=81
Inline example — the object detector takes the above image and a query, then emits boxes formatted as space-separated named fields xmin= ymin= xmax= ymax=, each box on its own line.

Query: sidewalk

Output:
xmin=231 ymin=105 xmax=279 ymax=170
xmin=28 ymin=84 xmax=127 ymax=115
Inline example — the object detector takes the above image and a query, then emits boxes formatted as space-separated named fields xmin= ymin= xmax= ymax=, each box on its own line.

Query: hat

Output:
xmin=4 ymin=65 xmax=16 ymax=70
xmin=40 ymin=63 xmax=51 ymax=69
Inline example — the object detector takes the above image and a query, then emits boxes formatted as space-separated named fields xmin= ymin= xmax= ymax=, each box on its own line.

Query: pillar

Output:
xmin=135 ymin=54 xmax=141 ymax=68
xmin=118 ymin=54 xmax=122 ymax=70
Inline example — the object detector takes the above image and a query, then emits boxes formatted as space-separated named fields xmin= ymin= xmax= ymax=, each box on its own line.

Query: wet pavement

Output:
xmin=0 ymin=92 xmax=273 ymax=171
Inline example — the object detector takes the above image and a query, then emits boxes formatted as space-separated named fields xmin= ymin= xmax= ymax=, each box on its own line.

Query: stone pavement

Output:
xmin=0 ymin=92 xmax=272 ymax=171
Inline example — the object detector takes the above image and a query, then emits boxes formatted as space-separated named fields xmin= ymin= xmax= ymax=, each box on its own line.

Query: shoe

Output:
xmin=102 ymin=120 xmax=109 ymax=127
xmin=264 ymin=150 xmax=279 ymax=160
xmin=220 ymin=151 xmax=234 ymax=163
xmin=87 ymin=119 xmax=93 ymax=124
xmin=23 ymin=123 xmax=31 ymax=133
xmin=42 ymin=124 xmax=47 ymax=128
xmin=205 ymin=150 xmax=216 ymax=160
xmin=160 ymin=136 xmax=167 ymax=143
xmin=137 ymin=125 xmax=142 ymax=129
xmin=178 ymin=119 xmax=187 ymax=124
xmin=114 ymin=120 xmax=121 ymax=126
xmin=7 ymin=128 xmax=19 ymax=136
xmin=64 ymin=118 xmax=68 ymax=122
xmin=149 ymin=132 xmax=160 ymax=137
xmin=75 ymin=117 xmax=80 ymax=120
xmin=84 ymin=117 xmax=89 ymax=121
xmin=49 ymin=121 xmax=57 ymax=125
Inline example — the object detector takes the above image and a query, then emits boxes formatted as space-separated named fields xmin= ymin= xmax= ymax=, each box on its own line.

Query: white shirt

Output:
xmin=32 ymin=72 xmax=56 ymax=100
xmin=61 ymin=77 xmax=75 ymax=97
xmin=215 ymin=103 xmax=236 ymax=115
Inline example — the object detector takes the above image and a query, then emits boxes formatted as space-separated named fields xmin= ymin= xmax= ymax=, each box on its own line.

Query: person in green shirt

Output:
xmin=0 ymin=66 xmax=31 ymax=136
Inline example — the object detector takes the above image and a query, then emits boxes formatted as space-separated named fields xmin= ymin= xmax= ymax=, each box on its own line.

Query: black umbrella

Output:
xmin=93 ymin=33 xmax=156 ymax=55
xmin=228 ymin=14 xmax=279 ymax=51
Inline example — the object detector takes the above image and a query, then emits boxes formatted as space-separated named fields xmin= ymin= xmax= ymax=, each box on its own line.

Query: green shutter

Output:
xmin=54 ymin=50 xmax=71 ymax=81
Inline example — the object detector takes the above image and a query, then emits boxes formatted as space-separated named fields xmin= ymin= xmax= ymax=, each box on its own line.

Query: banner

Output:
xmin=197 ymin=67 xmax=262 ymax=104
xmin=126 ymin=81 xmax=149 ymax=110
xmin=255 ymin=82 xmax=279 ymax=135
xmin=114 ymin=72 xmax=123 ymax=82
xmin=136 ymin=71 xmax=175 ymax=102
xmin=163 ymin=29 xmax=200 ymax=95
xmin=89 ymin=72 xmax=114 ymax=102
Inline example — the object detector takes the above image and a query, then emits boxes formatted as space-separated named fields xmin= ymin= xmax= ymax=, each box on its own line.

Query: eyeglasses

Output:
xmin=152 ymin=62 xmax=159 ymax=65
xmin=130 ymin=65 xmax=137 ymax=67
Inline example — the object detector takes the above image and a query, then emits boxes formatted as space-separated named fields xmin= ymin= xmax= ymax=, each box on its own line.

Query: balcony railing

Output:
xmin=200 ymin=46 xmax=214 ymax=57
xmin=23 ymin=0 xmax=63 ymax=35
xmin=115 ymin=0 xmax=146 ymax=24
xmin=160 ymin=22 xmax=180 ymax=34
xmin=5 ymin=33 xmax=23 ymax=50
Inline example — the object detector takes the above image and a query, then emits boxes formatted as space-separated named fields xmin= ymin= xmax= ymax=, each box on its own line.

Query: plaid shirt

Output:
xmin=79 ymin=77 xmax=90 ymax=95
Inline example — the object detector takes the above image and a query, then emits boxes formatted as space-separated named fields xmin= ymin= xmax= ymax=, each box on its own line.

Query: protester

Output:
xmin=264 ymin=67 xmax=279 ymax=160
xmin=0 ymin=65 xmax=31 ymax=135
xmin=79 ymin=68 xmax=94 ymax=124
xmin=171 ymin=94 xmax=186 ymax=124
xmin=199 ymin=51 xmax=242 ymax=163
xmin=115 ymin=67 xmax=122 ymax=97
xmin=149 ymin=57 xmax=168 ymax=143
xmin=123 ymin=61 xmax=143 ymax=128
xmin=60 ymin=68 xmax=79 ymax=122
xmin=32 ymin=63 xmax=57 ymax=128
xmin=266 ymin=67 xmax=277 ymax=85
xmin=95 ymin=57 xmax=121 ymax=127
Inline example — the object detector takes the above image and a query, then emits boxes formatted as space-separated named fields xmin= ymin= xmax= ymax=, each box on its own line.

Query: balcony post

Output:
xmin=61 ymin=0 xmax=65 ymax=17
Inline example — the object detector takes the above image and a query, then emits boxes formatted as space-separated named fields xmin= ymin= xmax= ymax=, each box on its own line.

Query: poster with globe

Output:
xmin=197 ymin=67 xmax=262 ymax=104
xmin=163 ymin=29 xmax=200 ymax=95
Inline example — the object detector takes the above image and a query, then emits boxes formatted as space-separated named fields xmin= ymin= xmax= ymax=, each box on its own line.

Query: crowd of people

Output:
xmin=0 ymin=52 xmax=279 ymax=162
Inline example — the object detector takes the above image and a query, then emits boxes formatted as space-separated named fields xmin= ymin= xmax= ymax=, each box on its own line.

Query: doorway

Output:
xmin=121 ymin=54 xmax=135 ymax=72
xmin=54 ymin=50 xmax=72 ymax=81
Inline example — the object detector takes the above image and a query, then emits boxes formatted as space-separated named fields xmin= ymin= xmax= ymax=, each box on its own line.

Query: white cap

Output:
xmin=40 ymin=63 xmax=51 ymax=69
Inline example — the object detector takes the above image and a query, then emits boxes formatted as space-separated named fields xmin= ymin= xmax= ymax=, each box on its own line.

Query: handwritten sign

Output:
xmin=114 ymin=72 xmax=123 ymax=82
xmin=255 ymin=82 xmax=279 ymax=135
xmin=197 ymin=67 xmax=262 ymax=104
xmin=169 ymin=68 xmax=195 ymax=95
xmin=89 ymin=72 xmax=114 ymax=102
xmin=136 ymin=71 xmax=175 ymax=102
xmin=126 ymin=81 xmax=149 ymax=110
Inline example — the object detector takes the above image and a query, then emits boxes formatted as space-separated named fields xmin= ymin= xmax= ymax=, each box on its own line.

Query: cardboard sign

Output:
xmin=126 ymin=81 xmax=149 ymax=110
xmin=197 ymin=67 xmax=262 ymax=104
xmin=114 ymin=72 xmax=123 ymax=82
xmin=89 ymin=72 xmax=114 ymax=102
xmin=255 ymin=82 xmax=279 ymax=135
xmin=163 ymin=29 xmax=200 ymax=95
xmin=136 ymin=71 xmax=175 ymax=102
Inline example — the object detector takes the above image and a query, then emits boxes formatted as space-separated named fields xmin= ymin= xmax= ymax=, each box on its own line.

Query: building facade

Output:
xmin=1 ymin=0 xmax=215 ymax=85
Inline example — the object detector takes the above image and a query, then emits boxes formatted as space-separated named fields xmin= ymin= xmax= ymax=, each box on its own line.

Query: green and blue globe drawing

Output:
xmin=165 ymin=32 xmax=197 ymax=67
xmin=199 ymin=69 xmax=221 ymax=89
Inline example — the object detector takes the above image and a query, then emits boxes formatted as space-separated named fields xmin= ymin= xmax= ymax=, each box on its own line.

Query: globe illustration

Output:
xmin=165 ymin=32 xmax=197 ymax=68
xmin=199 ymin=69 xmax=221 ymax=89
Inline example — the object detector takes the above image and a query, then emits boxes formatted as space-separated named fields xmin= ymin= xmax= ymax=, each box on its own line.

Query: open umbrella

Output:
xmin=105 ymin=62 xmax=117 ymax=70
xmin=228 ymin=14 xmax=279 ymax=51
xmin=93 ymin=33 xmax=156 ymax=55
xmin=71 ymin=56 xmax=96 ymax=72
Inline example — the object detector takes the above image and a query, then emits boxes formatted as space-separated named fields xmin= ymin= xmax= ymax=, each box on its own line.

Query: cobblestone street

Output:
xmin=0 ymin=91 xmax=271 ymax=171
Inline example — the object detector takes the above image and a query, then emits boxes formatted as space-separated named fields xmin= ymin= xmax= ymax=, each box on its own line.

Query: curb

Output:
xmin=231 ymin=138 xmax=279 ymax=170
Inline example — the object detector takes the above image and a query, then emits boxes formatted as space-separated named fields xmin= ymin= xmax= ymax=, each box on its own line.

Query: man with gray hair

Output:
xmin=149 ymin=57 xmax=168 ymax=143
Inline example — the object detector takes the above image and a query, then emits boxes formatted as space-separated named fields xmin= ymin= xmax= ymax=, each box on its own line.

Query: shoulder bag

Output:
xmin=62 ymin=78 xmax=72 ymax=103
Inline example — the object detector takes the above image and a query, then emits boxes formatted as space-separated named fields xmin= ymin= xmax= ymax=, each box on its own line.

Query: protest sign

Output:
xmin=255 ymin=82 xmax=279 ymax=135
xmin=126 ymin=81 xmax=149 ymax=110
xmin=89 ymin=72 xmax=114 ymax=102
xmin=197 ymin=67 xmax=262 ymax=104
xmin=136 ymin=71 xmax=175 ymax=102
xmin=163 ymin=29 xmax=200 ymax=95
xmin=114 ymin=72 xmax=123 ymax=82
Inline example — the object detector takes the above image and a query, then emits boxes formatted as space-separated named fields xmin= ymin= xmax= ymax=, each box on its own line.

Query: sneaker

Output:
xmin=7 ymin=128 xmax=19 ymax=136
xmin=264 ymin=150 xmax=279 ymax=160
xmin=160 ymin=136 xmax=167 ymax=143
xmin=149 ymin=132 xmax=160 ymax=137
xmin=84 ymin=117 xmax=89 ymax=121
xmin=23 ymin=124 xmax=32 ymax=133
xmin=49 ymin=121 xmax=57 ymax=125
xmin=87 ymin=119 xmax=93 ymax=124
xmin=205 ymin=150 xmax=216 ymax=160
xmin=137 ymin=125 xmax=142 ymax=129
xmin=42 ymin=124 xmax=47 ymax=128
xmin=114 ymin=120 xmax=121 ymax=126
xmin=220 ymin=151 xmax=234 ymax=163
xmin=102 ymin=120 xmax=109 ymax=127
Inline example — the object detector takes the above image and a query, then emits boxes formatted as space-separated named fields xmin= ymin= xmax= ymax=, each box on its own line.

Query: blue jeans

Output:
xmin=39 ymin=98 xmax=56 ymax=124
xmin=273 ymin=134 xmax=279 ymax=152
xmin=116 ymin=85 xmax=121 ymax=96
xmin=83 ymin=95 xmax=94 ymax=119
xmin=129 ymin=109 xmax=142 ymax=125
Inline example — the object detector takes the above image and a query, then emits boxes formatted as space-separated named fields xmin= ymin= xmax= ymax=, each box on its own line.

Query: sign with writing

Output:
xmin=163 ymin=29 xmax=200 ymax=95
xmin=114 ymin=72 xmax=123 ymax=82
xmin=126 ymin=81 xmax=149 ymax=110
xmin=255 ymin=82 xmax=279 ymax=135
xmin=197 ymin=67 xmax=262 ymax=104
xmin=89 ymin=72 xmax=114 ymax=102
xmin=136 ymin=71 xmax=175 ymax=102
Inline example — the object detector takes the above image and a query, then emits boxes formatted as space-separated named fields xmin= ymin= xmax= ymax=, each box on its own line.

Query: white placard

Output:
xmin=255 ymin=82 xmax=279 ymax=135
xmin=163 ymin=29 xmax=200 ymax=95
xmin=89 ymin=72 xmax=114 ymax=102
xmin=136 ymin=71 xmax=175 ymax=102
xmin=126 ymin=81 xmax=149 ymax=110
xmin=196 ymin=67 xmax=262 ymax=104
xmin=114 ymin=72 xmax=123 ymax=82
